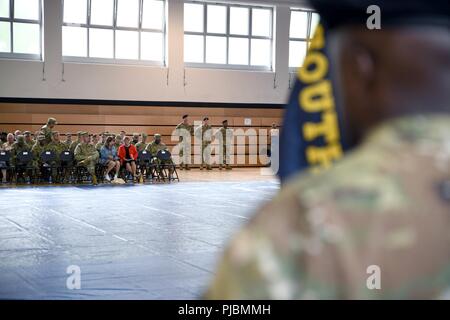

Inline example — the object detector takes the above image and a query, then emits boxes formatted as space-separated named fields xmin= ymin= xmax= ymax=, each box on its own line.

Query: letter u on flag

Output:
xmin=278 ymin=22 xmax=349 ymax=183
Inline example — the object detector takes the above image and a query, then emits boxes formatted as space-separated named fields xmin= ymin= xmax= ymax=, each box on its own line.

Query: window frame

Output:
xmin=184 ymin=0 xmax=274 ymax=72
xmin=62 ymin=0 xmax=167 ymax=66
xmin=288 ymin=7 xmax=318 ymax=72
xmin=0 ymin=0 xmax=43 ymax=61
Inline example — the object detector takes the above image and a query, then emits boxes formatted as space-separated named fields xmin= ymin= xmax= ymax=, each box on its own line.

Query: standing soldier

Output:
xmin=41 ymin=117 xmax=57 ymax=145
xmin=70 ymin=131 xmax=82 ymax=153
xmin=217 ymin=120 xmax=233 ymax=170
xmin=74 ymin=132 xmax=99 ymax=185
xmin=135 ymin=133 xmax=148 ymax=153
xmin=175 ymin=114 xmax=194 ymax=170
xmin=195 ymin=117 xmax=213 ymax=170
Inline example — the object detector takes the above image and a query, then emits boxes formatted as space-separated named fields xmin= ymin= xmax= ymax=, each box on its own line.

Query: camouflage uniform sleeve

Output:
xmin=74 ymin=144 xmax=83 ymax=161
xmin=205 ymin=186 xmax=340 ymax=300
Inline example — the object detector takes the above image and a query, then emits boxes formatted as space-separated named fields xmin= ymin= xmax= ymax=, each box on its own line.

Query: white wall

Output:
xmin=0 ymin=0 xmax=303 ymax=104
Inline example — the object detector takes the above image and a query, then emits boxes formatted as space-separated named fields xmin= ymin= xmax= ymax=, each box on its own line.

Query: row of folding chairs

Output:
xmin=0 ymin=149 xmax=179 ymax=184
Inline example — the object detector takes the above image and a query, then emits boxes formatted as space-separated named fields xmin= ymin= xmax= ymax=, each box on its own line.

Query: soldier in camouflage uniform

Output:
xmin=11 ymin=135 xmax=31 ymax=166
xmin=64 ymin=133 xmax=72 ymax=149
xmin=114 ymin=134 xmax=123 ymax=150
xmin=74 ymin=132 xmax=100 ymax=185
xmin=40 ymin=117 xmax=57 ymax=145
xmin=135 ymin=133 xmax=148 ymax=153
xmin=70 ymin=131 xmax=82 ymax=153
xmin=74 ymin=132 xmax=99 ymax=185
xmin=131 ymin=133 xmax=139 ymax=145
xmin=175 ymin=114 xmax=194 ymax=170
xmin=95 ymin=132 xmax=106 ymax=152
xmin=146 ymin=133 xmax=174 ymax=178
xmin=195 ymin=117 xmax=213 ymax=170
xmin=30 ymin=134 xmax=47 ymax=181
xmin=47 ymin=131 xmax=68 ymax=182
xmin=23 ymin=131 xmax=33 ymax=147
xmin=206 ymin=0 xmax=450 ymax=299
xmin=11 ymin=135 xmax=32 ymax=183
xmin=216 ymin=120 xmax=233 ymax=170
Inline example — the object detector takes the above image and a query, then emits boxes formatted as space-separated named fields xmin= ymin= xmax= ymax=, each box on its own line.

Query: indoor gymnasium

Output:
xmin=1 ymin=0 xmax=449 ymax=302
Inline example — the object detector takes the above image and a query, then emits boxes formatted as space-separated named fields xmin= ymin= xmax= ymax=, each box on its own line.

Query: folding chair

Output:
xmin=59 ymin=151 xmax=75 ymax=183
xmin=0 ymin=151 xmax=13 ymax=183
xmin=15 ymin=151 xmax=35 ymax=184
xmin=138 ymin=150 xmax=157 ymax=183
xmin=156 ymin=149 xmax=179 ymax=182
xmin=39 ymin=150 xmax=57 ymax=183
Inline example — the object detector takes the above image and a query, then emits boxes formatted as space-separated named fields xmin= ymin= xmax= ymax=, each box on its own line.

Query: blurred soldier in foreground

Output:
xmin=176 ymin=114 xmax=194 ymax=170
xmin=74 ymin=132 xmax=99 ymax=185
xmin=217 ymin=120 xmax=233 ymax=170
xmin=195 ymin=117 xmax=212 ymax=170
xmin=207 ymin=0 xmax=450 ymax=299
xmin=41 ymin=117 xmax=57 ymax=145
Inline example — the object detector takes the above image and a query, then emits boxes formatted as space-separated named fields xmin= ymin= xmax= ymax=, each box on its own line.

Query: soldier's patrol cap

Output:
xmin=309 ymin=0 xmax=450 ymax=30
xmin=182 ymin=114 xmax=189 ymax=119
xmin=47 ymin=117 xmax=57 ymax=124
xmin=80 ymin=131 xmax=89 ymax=137
xmin=23 ymin=131 xmax=31 ymax=136
xmin=154 ymin=133 xmax=161 ymax=138
xmin=203 ymin=117 xmax=209 ymax=121
xmin=222 ymin=120 xmax=228 ymax=124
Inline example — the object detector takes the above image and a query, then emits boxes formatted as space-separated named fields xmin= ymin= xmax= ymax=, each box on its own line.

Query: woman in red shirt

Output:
xmin=117 ymin=136 xmax=138 ymax=181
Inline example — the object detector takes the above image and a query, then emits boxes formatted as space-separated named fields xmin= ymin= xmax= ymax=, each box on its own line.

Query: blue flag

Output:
xmin=278 ymin=24 xmax=349 ymax=183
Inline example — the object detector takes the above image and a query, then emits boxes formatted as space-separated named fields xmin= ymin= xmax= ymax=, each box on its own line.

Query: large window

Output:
xmin=184 ymin=1 xmax=274 ymax=71
xmin=0 ymin=0 xmax=42 ymax=59
xmin=289 ymin=8 xmax=319 ymax=69
xmin=62 ymin=0 xmax=166 ymax=65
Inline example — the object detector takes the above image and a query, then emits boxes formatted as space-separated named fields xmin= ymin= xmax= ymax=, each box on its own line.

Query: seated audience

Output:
xmin=100 ymin=136 xmax=120 ymax=182
xmin=74 ymin=132 xmax=99 ymax=185
xmin=118 ymin=136 xmax=138 ymax=182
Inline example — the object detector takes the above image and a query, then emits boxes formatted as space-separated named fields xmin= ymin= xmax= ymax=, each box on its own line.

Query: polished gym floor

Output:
xmin=0 ymin=168 xmax=279 ymax=299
